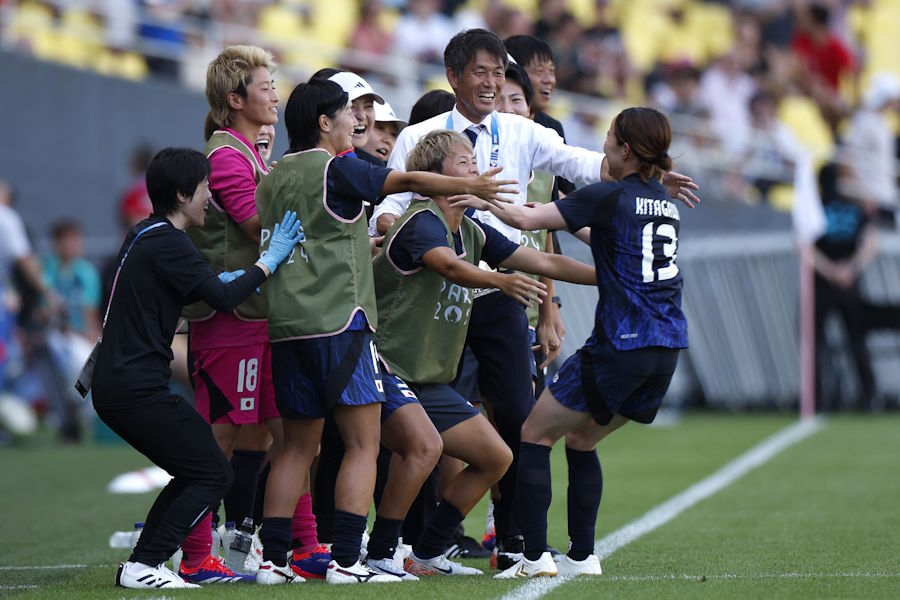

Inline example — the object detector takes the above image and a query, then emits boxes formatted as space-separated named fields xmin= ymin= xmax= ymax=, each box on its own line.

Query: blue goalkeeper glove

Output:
xmin=217 ymin=269 xmax=245 ymax=284
xmin=259 ymin=210 xmax=305 ymax=273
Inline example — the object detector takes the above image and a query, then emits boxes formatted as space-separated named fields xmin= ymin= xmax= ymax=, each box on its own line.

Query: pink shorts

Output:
xmin=192 ymin=341 xmax=279 ymax=425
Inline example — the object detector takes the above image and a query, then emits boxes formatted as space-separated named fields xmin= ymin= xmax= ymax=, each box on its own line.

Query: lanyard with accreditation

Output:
xmin=446 ymin=113 xmax=500 ymax=168
xmin=446 ymin=113 xmax=507 ymax=298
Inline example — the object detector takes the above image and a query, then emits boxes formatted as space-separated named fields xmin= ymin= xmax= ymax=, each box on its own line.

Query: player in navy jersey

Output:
xmin=453 ymin=107 xmax=691 ymax=578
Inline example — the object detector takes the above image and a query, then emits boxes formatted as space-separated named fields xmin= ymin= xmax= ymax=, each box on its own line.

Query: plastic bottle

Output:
xmin=224 ymin=518 xmax=253 ymax=573
xmin=109 ymin=531 xmax=133 ymax=549
xmin=130 ymin=522 xmax=144 ymax=549
xmin=211 ymin=522 xmax=221 ymax=557
xmin=219 ymin=522 xmax=236 ymax=559
xmin=170 ymin=548 xmax=183 ymax=573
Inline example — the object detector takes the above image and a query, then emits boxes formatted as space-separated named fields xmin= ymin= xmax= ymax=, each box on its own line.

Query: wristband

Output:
xmin=551 ymin=295 xmax=562 ymax=308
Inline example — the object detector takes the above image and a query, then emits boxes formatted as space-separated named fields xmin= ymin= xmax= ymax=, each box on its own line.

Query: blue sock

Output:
xmin=332 ymin=510 xmax=367 ymax=568
xmin=414 ymin=500 xmax=464 ymax=559
xmin=566 ymin=446 xmax=602 ymax=561
xmin=260 ymin=517 xmax=291 ymax=566
xmin=367 ymin=516 xmax=402 ymax=561
xmin=517 ymin=442 xmax=552 ymax=561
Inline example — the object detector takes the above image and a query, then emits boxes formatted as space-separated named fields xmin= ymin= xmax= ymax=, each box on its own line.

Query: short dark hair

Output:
xmin=145 ymin=148 xmax=211 ymax=217
xmin=444 ymin=29 xmax=507 ymax=79
xmin=505 ymin=62 xmax=534 ymax=109
xmin=284 ymin=79 xmax=348 ymax=151
xmin=504 ymin=35 xmax=554 ymax=69
xmin=408 ymin=90 xmax=456 ymax=125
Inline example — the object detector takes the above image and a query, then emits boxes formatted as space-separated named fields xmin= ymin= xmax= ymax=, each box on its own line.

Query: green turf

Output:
xmin=1 ymin=413 xmax=897 ymax=599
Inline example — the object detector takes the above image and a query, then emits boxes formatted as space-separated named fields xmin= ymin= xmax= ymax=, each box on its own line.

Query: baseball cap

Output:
xmin=374 ymin=101 xmax=407 ymax=128
xmin=329 ymin=71 xmax=385 ymax=104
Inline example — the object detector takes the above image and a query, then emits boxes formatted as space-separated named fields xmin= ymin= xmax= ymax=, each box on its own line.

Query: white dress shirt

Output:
xmin=369 ymin=105 xmax=606 ymax=242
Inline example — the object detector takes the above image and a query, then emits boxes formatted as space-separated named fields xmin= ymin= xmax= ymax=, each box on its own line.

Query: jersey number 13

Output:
xmin=641 ymin=222 xmax=679 ymax=283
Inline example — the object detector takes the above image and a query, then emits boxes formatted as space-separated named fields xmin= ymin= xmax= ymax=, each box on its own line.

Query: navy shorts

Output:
xmin=271 ymin=330 xmax=384 ymax=419
xmin=548 ymin=338 xmax=679 ymax=426
xmin=380 ymin=364 xmax=419 ymax=423
xmin=527 ymin=328 xmax=538 ymax=380
xmin=412 ymin=383 xmax=481 ymax=433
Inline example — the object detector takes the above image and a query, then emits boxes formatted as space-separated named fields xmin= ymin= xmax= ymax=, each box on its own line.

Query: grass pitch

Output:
xmin=1 ymin=413 xmax=898 ymax=598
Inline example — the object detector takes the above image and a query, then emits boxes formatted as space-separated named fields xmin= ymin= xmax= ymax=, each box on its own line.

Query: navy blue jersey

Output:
xmin=388 ymin=210 xmax=519 ymax=272
xmin=326 ymin=155 xmax=391 ymax=219
xmin=556 ymin=174 xmax=688 ymax=350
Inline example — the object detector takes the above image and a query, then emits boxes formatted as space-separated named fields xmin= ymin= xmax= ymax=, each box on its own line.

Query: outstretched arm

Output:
xmin=450 ymin=195 xmax=567 ymax=232
xmin=421 ymin=246 xmax=547 ymax=307
xmin=382 ymin=167 xmax=518 ymax=205
xmin=499 ymin=246 xmax=595 ymax=286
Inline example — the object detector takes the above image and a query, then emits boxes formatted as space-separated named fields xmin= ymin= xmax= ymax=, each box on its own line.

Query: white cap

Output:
xmin=328 ymin=71 xmax=385 ymax=104
xmin=863 ymin=72 xmax=900 ymax=109
xmin=374 ymin=101 xmax=407 ymax=128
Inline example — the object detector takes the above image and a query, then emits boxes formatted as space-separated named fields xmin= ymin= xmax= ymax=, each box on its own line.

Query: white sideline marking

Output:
xmin=498 ymin=417 xmax=824 ymax=600
xmin=0 ymin=564 xmax=90 ymax=570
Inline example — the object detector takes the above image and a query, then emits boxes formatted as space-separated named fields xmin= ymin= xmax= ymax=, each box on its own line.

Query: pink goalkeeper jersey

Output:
xmin=191 ymin=128 xmax=270 ymax=350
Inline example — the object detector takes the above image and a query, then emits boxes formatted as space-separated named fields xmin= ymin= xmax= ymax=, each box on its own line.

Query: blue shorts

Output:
xmin=412 ymin=383 xmax=480 ymax=433
xmin=271 ymin=330 xmax=384 ymax=419
xmin=548 ymin=338 xmax=679 ymax=426
xmin=380 ymin=365 xmax=419 ymax=423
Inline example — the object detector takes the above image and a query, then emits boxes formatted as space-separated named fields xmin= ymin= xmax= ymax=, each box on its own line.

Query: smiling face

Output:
xmin=440 ymin=142 xmax=479 ymax=179
xmin=498 ymin=80 xmax=530 ymax=117
xmin=237 ymin=66 xmax=279 ymax=127
xmin=321 ymin=102 xmax=356 ymax=154
xmin=181 ymin=177 xmax=212 ymax=229
xmin=524 ymin=57 xmax=556 ymax=113
xmin=361 ymin=121 xmax=400 ymax=160
xmin=350 ymin=94 xmax=376 ymax=148
xmin=448 ymin=49 xmax=505 ymax=123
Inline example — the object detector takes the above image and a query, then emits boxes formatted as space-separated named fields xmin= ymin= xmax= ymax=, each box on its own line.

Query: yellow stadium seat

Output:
xmin=777 ymin=95 xmax=833 ymax=164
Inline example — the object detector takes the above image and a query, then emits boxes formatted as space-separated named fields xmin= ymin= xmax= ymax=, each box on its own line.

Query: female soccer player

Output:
xmin=454 ymin=107 xmax=691 ymax=579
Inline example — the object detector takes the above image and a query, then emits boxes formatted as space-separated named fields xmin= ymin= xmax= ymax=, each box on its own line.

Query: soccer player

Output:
xmin=454 ymin=107 xmax=689 ymax=579
xmin=179 ymin=45 xmax=317 ymax=584
xmin=369 ymin=28 xmax=697 ymax=569
xmin=91 ymin=147 xmax=302 ymax=589
xmin=252 ymin=78 xmax=516 ymax=585
xmin=372 ymin=129 xmax=596 ymax=576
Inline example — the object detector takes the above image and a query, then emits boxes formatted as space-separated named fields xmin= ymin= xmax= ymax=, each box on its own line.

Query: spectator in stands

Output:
xmin=349 ymin=0 xmax=395 ymax=57
xmin=790 ymin=2 xmax=857 ymax=128
xmin=393 ymin=0 xmax=455 ymax=66
xmin=699 ymin=47 xmax=757 ymax=153
xmin=42 ymin=220 xmax=100 ymax=339
xmin=839 ymin=73 xmax=900 ymax=209
xmin=738 ymin=90 xmax=801 ymax=204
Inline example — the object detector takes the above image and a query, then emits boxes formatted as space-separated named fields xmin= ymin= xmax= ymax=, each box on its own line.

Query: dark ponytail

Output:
xmin=613 ymin=107 xmax=673 ymax=181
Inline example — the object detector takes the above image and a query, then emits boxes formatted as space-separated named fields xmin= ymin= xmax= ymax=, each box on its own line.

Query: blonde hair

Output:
xmin=406 ymin=129 xmax=472 ymax=174
xmin=206 ymin=45 xmax=276 ymax=127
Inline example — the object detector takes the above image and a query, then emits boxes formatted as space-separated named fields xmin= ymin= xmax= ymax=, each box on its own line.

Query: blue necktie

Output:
xmin=464 ymin=126 xmax=479 ymax=148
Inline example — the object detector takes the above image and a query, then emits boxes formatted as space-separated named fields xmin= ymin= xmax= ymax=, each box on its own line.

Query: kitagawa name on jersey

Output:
xmin=635 ymin=197 xmax=680 ymax=220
